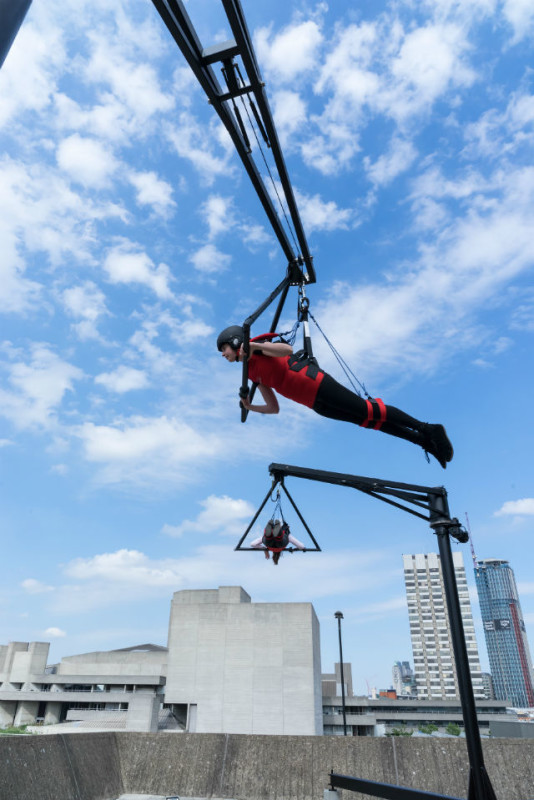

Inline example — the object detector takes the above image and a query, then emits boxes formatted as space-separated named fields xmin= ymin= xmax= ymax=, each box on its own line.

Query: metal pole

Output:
xmin=0 ymin=0 xmax=32 ymax=68
xmin=430 ymin=493 xmax=495 ymax=800
xmin=335 ymin=611 xmax=347 ymax=736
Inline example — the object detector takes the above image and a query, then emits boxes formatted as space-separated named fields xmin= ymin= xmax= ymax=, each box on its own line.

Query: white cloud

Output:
xmin=44 ymin=627 xmax=66 ymax=638
xmin=501 ymin=0 xmax=534 ymax=42
xmin=0 ymin=346 xmax=83 ymax=430
xmin=464 ymin=91 xmax=534 ymax=160
xmin=390 ymin=24 xmax=475 ymax=116
xmin=364 ymin=137 xmax=417 ymax=187
xmin=21 ymin=578 xmax=54 ymax=594
xmin=494 ymin=499 xmax=534 ymax=517
xmin=75 ymin=415 xmax=224 ymax=487
xmin=188 ymin=243 xmax=232 ymax=274
xmin=163 ymin=494 xmax=256 ymax=538
xmin=200 ymin=195 xmax=234 ymax=239
xmin=0 ymin=156 xmax=127 ymax=279
xmin=314 ymin=164 xmax=534 ymax=381
xmin=295 ymin=188 xmax=353 ymax=233
xmin=95 ymin=365 xmax=149 ymax=393
xmin=57 ymin=134 xmax=119 ymax=189
xmin=50 ymin=545 xmax=395 ymax=614
xmin=0 ymin=16 xmax=66 ymax=127
xmin=165 ymin=112 xmax=235 ymax=185
xmin=83 ymin=34 xmax=175 ymax=124
xmin=128 ymin=170 xmax=175 ymax=215
xmin=62 ymin=281 xmax=109 ymax=340
xmin=255 ymin=20 xmax=323 ymax=82
xmin=65 ymin=549 xmax=182 ymax=586
xmin=104 ymin=243 xmax=174 ymax=298
xmin=272 ymin=90 xmax=308 ymax=145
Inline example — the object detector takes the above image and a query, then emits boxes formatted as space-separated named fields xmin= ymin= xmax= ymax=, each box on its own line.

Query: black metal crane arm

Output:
xmin=151 ymin=0 xmax=316 ymax=283
xmin=269 ymin=462 xmax=447 ymax=523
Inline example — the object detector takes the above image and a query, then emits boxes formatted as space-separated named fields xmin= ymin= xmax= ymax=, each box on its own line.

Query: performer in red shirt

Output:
xmin=217 ymin=326 xmax=453 ymax=468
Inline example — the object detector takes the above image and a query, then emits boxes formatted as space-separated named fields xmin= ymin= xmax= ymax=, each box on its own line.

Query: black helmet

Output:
xmin=217 ymin=325 xmax=244 ymax=352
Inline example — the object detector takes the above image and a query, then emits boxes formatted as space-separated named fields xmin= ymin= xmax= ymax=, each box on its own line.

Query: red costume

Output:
xmin=247 ymin=352 xmax=324 ymax=408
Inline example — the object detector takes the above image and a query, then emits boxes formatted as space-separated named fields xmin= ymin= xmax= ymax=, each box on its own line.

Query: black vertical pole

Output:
xmin=430 ymin=492 xmax=497 ymax=800
xmin=0 ymin=0 xmax=32 ymax=68
xmin=335 ymin=611 xmax=347 ymax=736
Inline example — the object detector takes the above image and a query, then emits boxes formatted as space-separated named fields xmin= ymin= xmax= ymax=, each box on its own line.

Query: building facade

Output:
xmin=403 ymin=553 xmax=484 ymax=700
xmin=165 ymin=586 xmax=323 ymax=735
xmin=0 ymin=587 xmax=323 ymax=735
xmin=392 ymin=661 xmax=416 ymax=696
xmin=0 ymin=641 xmax=166 ymax=731
xmin=475 ymin=558 xmax=534 ymax=708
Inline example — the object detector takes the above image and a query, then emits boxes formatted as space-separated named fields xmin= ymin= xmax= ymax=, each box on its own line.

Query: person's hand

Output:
xmin=241 ymin=394 xmax=251 ymax=410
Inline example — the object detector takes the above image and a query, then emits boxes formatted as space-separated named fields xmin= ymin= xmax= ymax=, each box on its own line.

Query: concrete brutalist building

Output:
xmin=164 ymin=586 xmax=323 ymax=735
xmin=0 ymin=586 xmax=323 ymax=736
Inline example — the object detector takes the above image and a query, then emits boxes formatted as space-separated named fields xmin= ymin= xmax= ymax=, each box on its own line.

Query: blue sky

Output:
xmin=1 ymin=0 xmax=534 ymax=695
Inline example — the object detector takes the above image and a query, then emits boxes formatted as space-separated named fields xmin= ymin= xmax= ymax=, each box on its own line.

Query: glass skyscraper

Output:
xmin=475 ymin=558 xmax=534 ymax=708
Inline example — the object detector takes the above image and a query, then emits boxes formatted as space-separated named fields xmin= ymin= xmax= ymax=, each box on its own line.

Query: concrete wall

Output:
xmin=0 ymin=732 xmax=123 ymax=800
xmin=2 ymin=732 xmax=534 ymax=800
xmin=165 ymin=586 xmax=323 ymax=735
xmin=58 ymin=648 xmax=167 ymax=677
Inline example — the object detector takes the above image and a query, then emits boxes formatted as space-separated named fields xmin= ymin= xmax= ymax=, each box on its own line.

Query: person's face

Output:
xmin=221 ymin=343 xmax=238 ymax=362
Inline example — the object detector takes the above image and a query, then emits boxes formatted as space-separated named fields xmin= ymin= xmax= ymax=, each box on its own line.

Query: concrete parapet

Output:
xmin=2 ymin=732 xmax=534 ymax=800
xmin=116 ymin=732 xmax=534 ymax=800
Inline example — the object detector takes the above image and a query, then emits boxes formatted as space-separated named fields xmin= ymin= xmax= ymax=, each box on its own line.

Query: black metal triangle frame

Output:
xmin=235 ymin=476 xmax=321 ymax=552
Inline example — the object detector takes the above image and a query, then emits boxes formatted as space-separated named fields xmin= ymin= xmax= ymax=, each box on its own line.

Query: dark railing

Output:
xmin=330 ymin=772 xmax=464 ymax=800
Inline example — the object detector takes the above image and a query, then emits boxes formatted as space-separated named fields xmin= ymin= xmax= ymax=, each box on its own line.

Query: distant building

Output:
xmin=481 ymin=672 xmax=494 ymax=700
xmin=392 ymin=661 xmax=416 ymax=696
xmin=321 ymin=662 xmax=513 ymax=736
xmin=403 ymin=553 xmax=485 ymax=700
xmin=0 ymin=641 xmax=166 ymax=731
xmin=0 ymin=587 xmax=323 ymax=736
xmin=164 ymin=586 xmax=322 ymax=734
xmin=321 ymin=663 xmax=353 ymax=699
xmin=475 ymin=559 xmax=534 ymax=708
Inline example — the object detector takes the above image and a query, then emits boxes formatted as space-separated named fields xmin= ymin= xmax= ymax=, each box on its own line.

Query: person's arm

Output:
xmin=246 ymin=340 xmax=293 ymax=358
xmin=288 ymin=534 xmax=305 ymax=550
xmin=241 ymin=384 xmax=279 ymax=414
xmin=250 ymin=537 xmax=264 ymax=548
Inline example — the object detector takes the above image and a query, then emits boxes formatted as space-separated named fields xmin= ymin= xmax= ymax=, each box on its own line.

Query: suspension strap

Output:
xmin=360 ymin=398 xmax=387 ymax=430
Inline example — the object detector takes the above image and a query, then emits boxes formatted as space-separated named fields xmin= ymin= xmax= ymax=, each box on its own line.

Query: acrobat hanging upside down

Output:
xmin=217 ymin=325 xmax=454 ymax=469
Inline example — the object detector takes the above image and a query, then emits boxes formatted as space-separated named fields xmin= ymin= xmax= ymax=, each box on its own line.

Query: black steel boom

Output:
xmin=151 ymin=0 xmax=316 ymax=283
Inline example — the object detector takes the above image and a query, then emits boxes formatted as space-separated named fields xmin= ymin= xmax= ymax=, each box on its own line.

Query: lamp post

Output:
xmin=334 ymin=611 xmax=347 ymax=736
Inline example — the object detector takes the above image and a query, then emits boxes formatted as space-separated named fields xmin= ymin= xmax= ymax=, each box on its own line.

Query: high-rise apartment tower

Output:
xmin=403 ymin=552 xmax=484 ymax=700
xmin=475 ymin=558 xmax=534 ymax=708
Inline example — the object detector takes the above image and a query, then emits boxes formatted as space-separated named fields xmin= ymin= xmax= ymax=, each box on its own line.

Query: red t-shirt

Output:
xmin=247 ymin=352 xmax=324 ymax=408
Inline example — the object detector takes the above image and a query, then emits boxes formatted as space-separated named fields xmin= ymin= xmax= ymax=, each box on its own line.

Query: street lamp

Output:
xmin=334 ymin=611 xmax=347 ymax=736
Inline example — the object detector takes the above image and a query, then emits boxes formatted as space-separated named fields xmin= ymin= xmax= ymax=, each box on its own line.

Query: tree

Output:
xmin=418 ymin=723 xmax=439 ymax=735
xmin=387 ymin=725 xmax=414 ymax=736
xmin=446 ymin=722 xmax=461 ymax=736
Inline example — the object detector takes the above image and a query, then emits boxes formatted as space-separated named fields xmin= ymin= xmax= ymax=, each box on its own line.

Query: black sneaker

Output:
xmin=423 ymin=424 xmax=454 ymax=469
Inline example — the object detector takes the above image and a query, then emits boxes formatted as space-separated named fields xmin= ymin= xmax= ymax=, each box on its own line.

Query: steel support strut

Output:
xmin=0 ymin=0 xmax=32 ymax=68
xmin=429 ymin=498 xmax=497 ymax=800
xmin=263 ymin=462 xmax=498 ymax=800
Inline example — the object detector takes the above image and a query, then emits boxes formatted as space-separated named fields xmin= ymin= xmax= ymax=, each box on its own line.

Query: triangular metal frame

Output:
xmin=235 ymin=477 xmax=321 ymax=552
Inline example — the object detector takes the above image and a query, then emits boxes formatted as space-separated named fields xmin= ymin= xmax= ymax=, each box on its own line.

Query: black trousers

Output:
xmin=312 ymin=374 xmax=424 ymax=445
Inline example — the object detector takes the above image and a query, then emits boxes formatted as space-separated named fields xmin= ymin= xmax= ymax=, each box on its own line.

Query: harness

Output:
xmin=361 ymin=397 xmax=387 ymax=430
xmin=251 ymin=333 xmax=322 ymax=381
xmin=262 ymin=519 xmax=290 ymax=551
